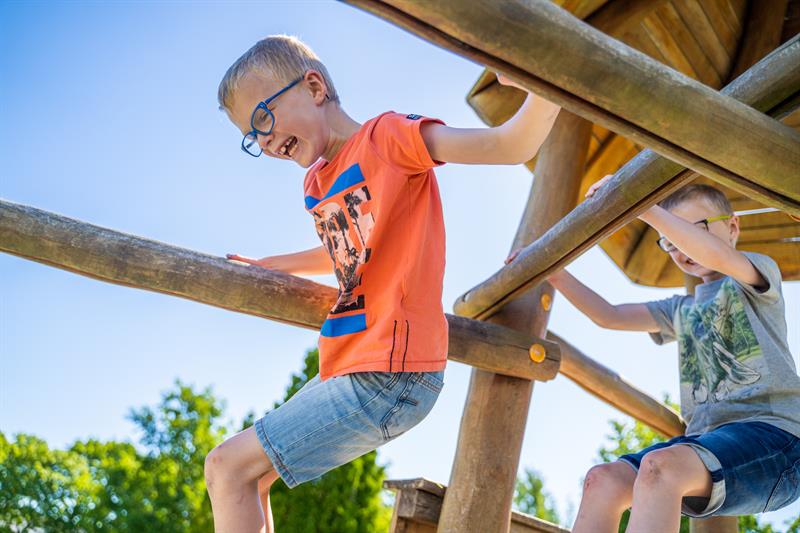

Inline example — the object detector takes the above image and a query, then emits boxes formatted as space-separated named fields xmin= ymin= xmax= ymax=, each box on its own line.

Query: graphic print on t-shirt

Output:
xmin=305 ymin=163 xmax=375 ymax=333
xmin=678 ymin=279 xmax=762 ymax=405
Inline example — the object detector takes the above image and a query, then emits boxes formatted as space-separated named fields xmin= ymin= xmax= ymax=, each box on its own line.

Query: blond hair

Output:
xmin=217 ymin=35 xmax=339 ymax=110
xmin=659 ymin=184 xmax=733 ymax=215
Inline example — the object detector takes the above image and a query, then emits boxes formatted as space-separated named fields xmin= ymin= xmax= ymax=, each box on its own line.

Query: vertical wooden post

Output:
xmin=684 ymin=275 xmax=739 ymax=533
xmin=689 ymin=516 xmax=738 ymax=533
xmin=438 ymin=110 xmax=592 ymax=532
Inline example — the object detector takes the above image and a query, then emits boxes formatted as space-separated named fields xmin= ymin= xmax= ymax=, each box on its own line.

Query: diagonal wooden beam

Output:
xmin=453 ymin=35 xmax=800 ymax=320
xmin=549 ymin=331 xmax=685 ymax=437
xmin=344 ymin=0 xmax=800 ymax=210
xmin=0 ymin=199 xmax=560 ymax=382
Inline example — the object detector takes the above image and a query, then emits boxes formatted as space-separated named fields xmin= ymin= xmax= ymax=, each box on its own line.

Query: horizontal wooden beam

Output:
xmin=549 ymin=331 xmax=685 ymax=437
xmin=384 ymin=478 xmax=569 ymax=533
xmin=344 ymin=0 xmax=800 ymax=210
xmin=0 ymin=199 xmax=559 ymax=381
xmin=453 ymin=36 xmax=800 ymax=320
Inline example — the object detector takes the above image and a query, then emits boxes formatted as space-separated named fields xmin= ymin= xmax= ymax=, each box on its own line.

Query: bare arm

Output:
xmin=226 ymin=245 xmax=333 ymax=276
xmin=421 ymin=75 xmax=561 ymax=165
xmin=639 ymin=206 xmax=766 ymax=289
xmin=503 ymin=249 xmax=658 ymax=331
xmin=547 ymin=269 xmax=660 ymax=332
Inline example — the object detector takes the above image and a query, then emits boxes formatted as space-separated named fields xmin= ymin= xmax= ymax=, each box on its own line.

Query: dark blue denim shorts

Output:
xmin=619 ymin=421 xmax=800 ymax=517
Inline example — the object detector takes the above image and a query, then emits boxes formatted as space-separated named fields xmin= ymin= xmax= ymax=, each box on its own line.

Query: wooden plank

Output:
xmin=622 ymin=24 xmax=670 ymax=63
xmin=439 ymin=111 xmax=593 ymax=532
xmin=581 ymin=134 xmax=639 ymax=197
xmin=728 ymin=0 xmax=790 ymax=79
xmin=560 ymin=0 xmax=611 ymax=19
xmin=642 ymin=12 xmax=700 ymax=78
xmin=551 ymin=331 xmax=686 ymax=436
xmin=699 ymin=0 xmax=741 ymax=52
xmin=0 ymin=199 xmax=561 ymax=382
xmin=690 ymin=516 xmax=738 ymax=533
xmin=345 ymin=0 xmax=800 ymax=211
xmin=586 ymin=0 xmax=670 ymax=35
xmin=624 ymin=225 xmax=673 ymax=285
xmin=672 ymin=0 xmax=732 ymax=76
xmin=657 ymin=2 xmax=723 ymax=86
xmin=451 ymin=37 xmax=800 ymax=319
xmin=384 ymin=478 xmax=571 ymax=533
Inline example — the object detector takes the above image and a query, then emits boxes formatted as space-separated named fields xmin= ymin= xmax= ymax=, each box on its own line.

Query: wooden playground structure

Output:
xmin=2 ymin=0 xmax=798 ymax=531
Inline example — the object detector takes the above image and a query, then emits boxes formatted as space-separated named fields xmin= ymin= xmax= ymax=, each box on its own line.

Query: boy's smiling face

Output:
xmin=664 ymin=197 xmax=740 ymax=278
xmin=225 ymin=70 xmax=330 ymax=168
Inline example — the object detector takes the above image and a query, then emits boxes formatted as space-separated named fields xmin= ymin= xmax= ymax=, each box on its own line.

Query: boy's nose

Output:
xmin=257 ymin=133 xmax=275 ymax=154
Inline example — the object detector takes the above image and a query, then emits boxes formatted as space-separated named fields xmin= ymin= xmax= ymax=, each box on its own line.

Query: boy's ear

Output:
xmin=303 ymin=69 xmax=329 ymax=105
xmin=728 ymin=214 xmax=741 ymax=246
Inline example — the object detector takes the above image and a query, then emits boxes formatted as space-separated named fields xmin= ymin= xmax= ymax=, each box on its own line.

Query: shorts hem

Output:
xmin=674 ymin=443 xmax=726 ymax=518
xmin=255 ymin=416 xmax=299 ymax=489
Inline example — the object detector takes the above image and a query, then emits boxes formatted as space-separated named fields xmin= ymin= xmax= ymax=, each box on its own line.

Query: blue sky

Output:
xmin=1 ymin=0 xmax=798 ymax=527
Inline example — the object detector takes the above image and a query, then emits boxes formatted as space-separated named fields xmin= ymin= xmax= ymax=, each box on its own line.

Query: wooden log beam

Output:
xmin=385 ymin=478 xmax=569 ymax=533
xmin=0 ymin=199 xmax=560 ymax=382
xmin=549 ymin=331 xmax=685 ymax=437
xmin=439 ymin=112 xmax=592 ymax=532
xmin=453 ymin=36 xmax=800 ymax=320
xmin=344 ymin=0 xmax=800 ymax=209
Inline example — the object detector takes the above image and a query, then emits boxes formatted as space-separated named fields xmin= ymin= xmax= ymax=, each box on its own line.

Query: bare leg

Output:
xmin=258 ymin=471 xmax=280 ymax=533
xmin=204 ymin=426 xmax=278 ymax=533
xmin=573 ymin=461 xmax=636 ymax=533
xmin=627 ymin=445 xmax=712 ymax=533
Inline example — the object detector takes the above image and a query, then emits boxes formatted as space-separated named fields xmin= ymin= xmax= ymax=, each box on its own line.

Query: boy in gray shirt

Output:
xmin=507 ymin=181 xmax=800 ymax=531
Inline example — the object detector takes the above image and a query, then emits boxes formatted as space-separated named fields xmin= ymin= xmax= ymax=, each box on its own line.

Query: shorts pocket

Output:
xmin=764 ymin=458 xmax=800 ymax=512
xmin=418 ymin=371 xmax=445 ymax=394
xmin=380 ymin=373 xmax=441 ymax=441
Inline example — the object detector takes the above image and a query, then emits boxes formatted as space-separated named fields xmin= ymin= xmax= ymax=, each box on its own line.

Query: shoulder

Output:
xmin=366 ymin=111 xmax=445 ymax=173
xmin=733 ymin=251 xmax=783 ymax=303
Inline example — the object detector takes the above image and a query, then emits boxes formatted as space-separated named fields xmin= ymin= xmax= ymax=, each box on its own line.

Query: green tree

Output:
xmin=263 ymin=348 xmax=393 ymax=533
xmin=513 ymin=468 xmax=560 ymax=524
xmin=0 ymin=381 xmax=223 ymax=532
xmin=0 ymin=349 xmax=392 ymax=532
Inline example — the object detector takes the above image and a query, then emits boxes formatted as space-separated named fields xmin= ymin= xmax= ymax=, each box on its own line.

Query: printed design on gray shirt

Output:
xmin=678 ymin=279 xmax=761 ymax=404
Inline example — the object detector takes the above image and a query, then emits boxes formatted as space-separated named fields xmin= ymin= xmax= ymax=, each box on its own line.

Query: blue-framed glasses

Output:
xmin=241 ymin=76 xmax=303 ymax=157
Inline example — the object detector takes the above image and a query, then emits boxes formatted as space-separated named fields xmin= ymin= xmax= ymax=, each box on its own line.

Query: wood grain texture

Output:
xmin=438 ymin=112 xmax=592 ymax=532
xmin=344 ymin=0 xmax=800 ymax=207
xmin=0 ymin=199 xmax=561 ymax=381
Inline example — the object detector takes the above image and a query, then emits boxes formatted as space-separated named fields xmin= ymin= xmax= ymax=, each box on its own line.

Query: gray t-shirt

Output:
xmin=646 ymin=251 xmax=800 ymax=438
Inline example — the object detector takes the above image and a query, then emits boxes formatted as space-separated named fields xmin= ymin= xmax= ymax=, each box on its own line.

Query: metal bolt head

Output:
xmin=541 ymin=293 xmax=552 ymax=311
xmin=529 ymin=343 xmax=546 ymax=363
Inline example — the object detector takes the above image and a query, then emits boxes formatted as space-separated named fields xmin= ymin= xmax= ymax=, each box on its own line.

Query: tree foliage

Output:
xmin=0 ymin=348 xmax=391 ymax=532
xmin=513 ymin=468 xmax=560 ymax=524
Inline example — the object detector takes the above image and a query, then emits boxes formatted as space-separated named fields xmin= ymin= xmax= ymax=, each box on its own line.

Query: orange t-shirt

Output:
xmin=303 ymin=112 xmax=449 ymax=380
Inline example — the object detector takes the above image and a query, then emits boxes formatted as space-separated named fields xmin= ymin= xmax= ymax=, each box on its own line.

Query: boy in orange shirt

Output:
xmin=206 ymin=35 xmax=561 ymax=532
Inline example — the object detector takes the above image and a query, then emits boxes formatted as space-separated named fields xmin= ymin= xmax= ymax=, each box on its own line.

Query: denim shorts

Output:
xmin=254 ymin=370 xmax=444 ymax=488
xmin=619 ymin=421 xmax=800 ymax=517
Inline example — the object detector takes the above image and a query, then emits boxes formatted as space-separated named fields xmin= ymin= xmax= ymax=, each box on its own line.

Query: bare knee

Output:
xmin=204 ymin=444 xmax=228 ymax=494
xmin=583 ymin=463 xmax=634 ymax=501
xmin=636 ymin=448 xmax=681 ymax=489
